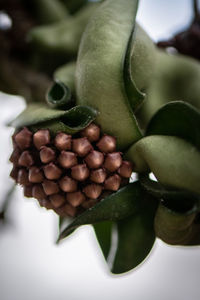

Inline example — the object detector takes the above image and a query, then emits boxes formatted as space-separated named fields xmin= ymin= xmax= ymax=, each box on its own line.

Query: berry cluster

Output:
xmin=10 ymin=123 xmax=133 ymax=217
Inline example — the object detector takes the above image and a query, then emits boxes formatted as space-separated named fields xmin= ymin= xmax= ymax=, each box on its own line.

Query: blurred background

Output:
xmin=0 ymin=0 xmax=200 ymax=299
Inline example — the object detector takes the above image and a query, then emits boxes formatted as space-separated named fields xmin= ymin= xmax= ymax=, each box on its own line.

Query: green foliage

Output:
xmin=5 ymin=0 xmax=200 ymax=274
xmin=9 ymin=103 xmax=98 ymax=134
xmin=76 ymin=0 xmax=150 ymax=150
xmin=58 ymin=182 xmax=158 ymax=274
xmin=146 ymin=101 xmax=200 ymax=149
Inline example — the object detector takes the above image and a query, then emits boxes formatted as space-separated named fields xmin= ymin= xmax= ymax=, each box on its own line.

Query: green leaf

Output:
xmin=146 ymin=101 xmax=200 ymax=150
xmin=93 ymin=221 xmax=113 ymax=260
xmin=139 ymin=50 xmax=200 ymax=126
xmin=76 ymin=0 xmax=144 ymax=150
xmin=125 ymin=135 xmax=200 ymax=194
xmin=112 ymin=194 xmax=158 ymax=274
xmin=58 ymin=182 xmax=144 ymax=242
xmin=28 ymin=3 xmax=99 ymax=56
xmin=124 ymin=25 xmax=156 ymax=111
xmin=46 ymin=80 xmax=74 ymax=110
xmin=9 ymin=103 xmax=98 ymax=134
xmin=123 ymin=26 xmax=145 ymax=111
xmin=54 ymin=62 xmax=76 ymax=95
xmin=154 ymin=200 xmax=198 ymax=245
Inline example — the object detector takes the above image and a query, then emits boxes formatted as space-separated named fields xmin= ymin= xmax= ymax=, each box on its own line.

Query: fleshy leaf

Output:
xmin=28 ymin=3 xmax=98 ymax=56
xmin=124 ymin=25 xmax=156 ymax=111
xmin=112 ymin=194 xmax=158 ymax=274
xmin=146 ymin=101 xmax=200 ymax=149
xmin=139 ymin=50 xmax=200 ymax=126
xmin=58 ymin=182 xmax=144 ymax=242
xmin=46 ymin=80 xmax=74 ymax=109
xmin=9 ymin=103 xmax=98 ymax=134
xmin=54 ymin=62 xmax=76 ymax=95
xmin=125 ymin=135 xmax=200 ymax=194
xmin=154 ymin=199 xmax=198 ymax=245
xmin=93 ymin=221 xmax=113 ymax=260
xmin=76 ymin=0 xmax=144 ymax=150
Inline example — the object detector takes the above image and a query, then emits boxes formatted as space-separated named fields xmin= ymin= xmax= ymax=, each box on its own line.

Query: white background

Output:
xmin=0 ymin=1 xmax=200 ymax=299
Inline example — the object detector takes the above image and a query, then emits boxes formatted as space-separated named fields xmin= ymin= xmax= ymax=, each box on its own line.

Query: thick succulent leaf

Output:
xmin=125 ymin=135 xmax=200 ymax=194
xmin=76 ymin=0 xmax=145 ymax=150
xmin=93 ymin=221 xmax=113 ymax=260
xmin=154 ymin=200 xmax=198 ymax=245
xmin=124 ymin=25 xmax=156 ymax=111
xmin=146 ymin=101 xmax=200 ymax=150
xmin=46 ymin=80 xmax=74 ymax=109
xmin=123 ymin=25 xmax=145 ymax=111
xmin=54 ymin=62 xmax=76 ymax=95
xmin=58 ymin=182 xmax=144 ymax=241
xmin=9 ymin=103 xmax=98 ymax=134
xmin=139 ymin=50 xmax=200 ymax=126
xmin=112 ymin=194 xmax=158 ymax=274
xmin=28 ymin=3 xmax=98 ymax=56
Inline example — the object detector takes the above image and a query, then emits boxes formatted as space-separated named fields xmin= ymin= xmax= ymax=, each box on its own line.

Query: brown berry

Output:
xmin=85 ymin=150 xmax=104 ymax=169
xmin=40 ymin=146 xmax=55 ymax=163
xmin=104 ymin=174 xmax=121 ymax=191
xmin=58 ymin=151 xmax=77 ymax=169
xmin=43 ymin=163 xmax=62 ymax=180
xmin=49 ymin=194 xmax=66 ymax=208
xmin=83 ymin=184 xmax=102 ymax=199
xmin=14 ymin=127 xmax=32 ymax=150
xmin=18 ymin=151 xmax=34 ymax=167
xmin=97 ymin=135 xmax=116 ymax=153
xmin=33 ymin=129 xmax=50 ymax=150
xmin=23 ymin=186 xmax=33 ymax=198
xmin=59 ymin=176 xmax=77 ymax=192
xmin=38 ymin=199 xmax=54 ymax=210
xmin=81 ymin=123 xmax=100 ymax=142
xmin=29 ymin=166 xmax=44 ymax=183
xmin=72 ymin=137 xmax=93 ymax=157
xmin=17 ymin=169 xmax=30 ymax=185
xmin=10 ymin=167 xmax=18 ymax=180
xmin=32 ymin=184 xmax=46 ymax=200
xmin=104 ymin=152 xmax=122 ymax=172
xmin=9 ymin=148 xmax=21 ymax=165
xmin=63 ymin=204 xmax=77 ymax=217
xmin=66 ymin=191 xmax=86 ymax=207
xmin=53 ymin=205 xmax=77 ymax=217
xmin=42 ymin=180 xmax=59 ymax=195
xmin=71 ymin=164 xmax=90 ymax=181
xmin=118 ymin=161 xmax=133 ymax=178
xmin=90 ymin=168 xmax=107 ymax=183
xmin=54 ymin=133 xmax=71 ymax=150
xmin=82 ymin=199 xmax=97 ymax=209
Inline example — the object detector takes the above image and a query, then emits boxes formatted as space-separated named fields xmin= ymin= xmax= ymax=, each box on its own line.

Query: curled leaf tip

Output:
xmin=46 ymin=80 xmax=73 ymax=110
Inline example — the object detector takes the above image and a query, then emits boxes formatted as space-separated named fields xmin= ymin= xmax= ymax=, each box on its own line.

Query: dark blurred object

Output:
xmin=0 ymin=185 xmax=15 ymax=227
xmin=157 ymin=0 xmax=200 ymax=61
xmin=0 ymin=0 xmax=52 ymax=102
xmin=0 ymin=0 xmax=35 ymax=57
